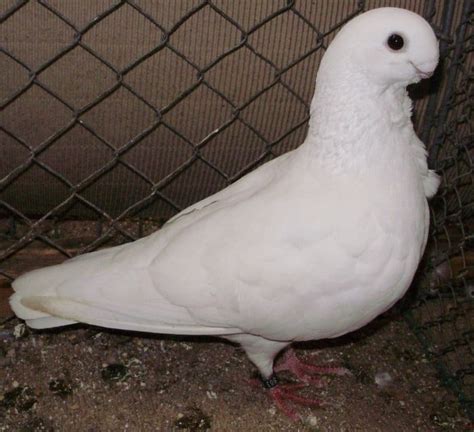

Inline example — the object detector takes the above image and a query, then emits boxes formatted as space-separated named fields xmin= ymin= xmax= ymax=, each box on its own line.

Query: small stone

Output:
xmin=206 ymin=390 xmax=217 ymax=400
xmin=375 ymin=371 xmax=393 ymax=388
xmin=180 ymin=343 xmax=193 ymax=351
xmin=307 ymin=415 xmax=319 ymax=426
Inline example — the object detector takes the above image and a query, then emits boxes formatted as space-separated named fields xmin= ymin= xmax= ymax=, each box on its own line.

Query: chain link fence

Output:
xmin=1 ymin=0 xmax=472 ymax=419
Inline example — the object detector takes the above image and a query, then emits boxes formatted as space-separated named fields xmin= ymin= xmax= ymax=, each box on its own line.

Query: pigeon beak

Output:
xmin=415 ymin=67 xmax=434 ymax=79
xmin=410 ymin=61 xmax=437 ymax=79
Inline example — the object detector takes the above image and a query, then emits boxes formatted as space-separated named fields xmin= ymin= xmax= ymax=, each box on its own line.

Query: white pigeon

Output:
xmin=10 ymin=7 xmax=440 ymax=418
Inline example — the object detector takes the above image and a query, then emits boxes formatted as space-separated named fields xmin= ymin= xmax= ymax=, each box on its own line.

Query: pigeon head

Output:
xmin=324 ymin=8 xmax=439 ymax=87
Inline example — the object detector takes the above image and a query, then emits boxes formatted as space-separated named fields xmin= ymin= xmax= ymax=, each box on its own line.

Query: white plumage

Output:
xmin=10 ymin=7 xmax=440 ymax=403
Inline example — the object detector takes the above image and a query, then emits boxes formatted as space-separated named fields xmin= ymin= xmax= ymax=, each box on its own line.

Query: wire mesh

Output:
xmin=0 ymin=0 xmax=472 ymax=420
xmin=406 ymin=0 xmax=473 ymax=419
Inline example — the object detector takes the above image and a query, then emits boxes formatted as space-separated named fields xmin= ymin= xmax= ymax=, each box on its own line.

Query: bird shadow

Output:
xmin=29 ymin=321 xmax=232 ymax=348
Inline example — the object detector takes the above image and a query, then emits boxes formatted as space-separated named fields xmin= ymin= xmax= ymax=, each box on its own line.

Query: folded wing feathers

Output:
xmin=11 ymin=242 xmax=242 ymax=335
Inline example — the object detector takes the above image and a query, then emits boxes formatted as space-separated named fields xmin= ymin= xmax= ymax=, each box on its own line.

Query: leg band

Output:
xmin=262 ymin=374 xmax=278 ymax=389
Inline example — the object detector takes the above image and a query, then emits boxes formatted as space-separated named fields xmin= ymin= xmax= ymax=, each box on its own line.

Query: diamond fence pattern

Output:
xmin=407 ymin=0 xmax=473 ymax=418
xmin=0 ymin=0 xmax=473 ymax=419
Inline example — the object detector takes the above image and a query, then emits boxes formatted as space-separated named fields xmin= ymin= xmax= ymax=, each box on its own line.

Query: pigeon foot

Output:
xmin=269 ymin=383 xmax=323 ymax=421
xmin=275 ymin=348 xmax=350 ymax=386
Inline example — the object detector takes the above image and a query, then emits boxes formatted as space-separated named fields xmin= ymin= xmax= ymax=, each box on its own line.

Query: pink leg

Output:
xmin=274 ymin=347 xmax=350 ymax=385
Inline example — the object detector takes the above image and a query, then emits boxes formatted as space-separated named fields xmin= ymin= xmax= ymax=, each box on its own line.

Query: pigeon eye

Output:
xmin=387 ymin=33 xmax=404 ymax=51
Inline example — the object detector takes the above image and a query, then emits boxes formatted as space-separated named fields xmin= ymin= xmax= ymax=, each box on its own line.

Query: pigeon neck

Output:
xmin=300 ymin=65 xmax=413 ymax=173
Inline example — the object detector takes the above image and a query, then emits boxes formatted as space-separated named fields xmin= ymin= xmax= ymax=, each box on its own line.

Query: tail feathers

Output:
xmin=26 ymin=316 xmax=77 ymax=329
xmin=10 ymin=292 xmax=50 ymax=320
xmin=9 ymin=293 xmax=77 ymax=329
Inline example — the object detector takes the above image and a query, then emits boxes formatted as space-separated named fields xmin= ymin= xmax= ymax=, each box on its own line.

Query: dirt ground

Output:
xmin=0 ymin=309 xmax=470 ymax=432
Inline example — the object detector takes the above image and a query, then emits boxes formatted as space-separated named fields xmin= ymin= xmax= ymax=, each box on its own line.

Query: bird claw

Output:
xmin=251 ymin=348 xmax=350 ymax=420
xmin=274 ymin=348 xmax=351 ymax=385
xmin=269 ymin=384 xmax=324 ymax=421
